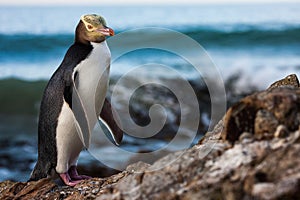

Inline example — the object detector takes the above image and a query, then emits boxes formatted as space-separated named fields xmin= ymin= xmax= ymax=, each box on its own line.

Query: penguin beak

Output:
xmin=98 ymin=27 xmax=114 ymax=36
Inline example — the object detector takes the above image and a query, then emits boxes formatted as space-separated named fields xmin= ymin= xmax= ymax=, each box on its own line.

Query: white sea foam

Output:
xmin=0 ymin=4 xmax=300 ymax=92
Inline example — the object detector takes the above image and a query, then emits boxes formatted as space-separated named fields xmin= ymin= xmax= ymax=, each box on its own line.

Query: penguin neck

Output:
xmin=75 ymin=22 xmax=88 ymax=45
xmin=75 ymin=37 xmax=91 ymax=46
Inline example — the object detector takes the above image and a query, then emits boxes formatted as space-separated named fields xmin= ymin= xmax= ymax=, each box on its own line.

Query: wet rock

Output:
xmin=108 ymin=76 xmax=208 ymax=141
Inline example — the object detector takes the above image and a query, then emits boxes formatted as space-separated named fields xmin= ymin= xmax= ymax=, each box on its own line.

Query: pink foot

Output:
xmin=59 ymin=173 xmax=82 ymax=186
xmin=68 ymin=166 xmax=92 ymax=180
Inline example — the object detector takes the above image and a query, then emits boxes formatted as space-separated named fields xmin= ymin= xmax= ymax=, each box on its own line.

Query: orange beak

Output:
xmin=98 ymin=27 xmax=114 ymax=36
xmin=108 ymin=27 xmax=114 ymax=36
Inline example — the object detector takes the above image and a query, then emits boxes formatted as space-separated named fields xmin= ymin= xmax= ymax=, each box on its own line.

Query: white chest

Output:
xmin=73 ymin=41 xmax=111 ymax=130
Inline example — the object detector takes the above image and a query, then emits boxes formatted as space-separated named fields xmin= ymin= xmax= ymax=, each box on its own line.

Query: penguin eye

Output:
xmin=87 ymin=24 xmax=93 ymax=30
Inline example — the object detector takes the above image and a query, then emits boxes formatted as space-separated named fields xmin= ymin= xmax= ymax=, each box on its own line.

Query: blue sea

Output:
xmin=0 ymin=3 xmax=300 ymax=181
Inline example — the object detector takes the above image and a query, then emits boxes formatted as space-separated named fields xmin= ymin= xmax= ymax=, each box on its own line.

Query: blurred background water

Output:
xmin=0 ymin=3 xmax=300 ymax=181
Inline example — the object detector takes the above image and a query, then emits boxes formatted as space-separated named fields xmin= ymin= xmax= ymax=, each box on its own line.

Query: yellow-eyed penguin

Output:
xmin=29 ymin=14 xmax=123 ymax=186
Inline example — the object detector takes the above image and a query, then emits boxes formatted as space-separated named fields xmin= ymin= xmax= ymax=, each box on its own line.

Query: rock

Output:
xmin=274 ymin=124 xmax=289 ymax=138
xmin=254 ymin=109 xmax=278 ymax=137
xmin=222 ymin=87 xmax=300 ymax=143
xmin=1 ymin=74 xmax=300 ymax=199
xmin=0 ymin=172 xmax=128 ymax=199
xmin=267 ymin=74 xmax=299 ymax=90
xmin=94 ymin=128 xmax=300 ymax=200
xmin=239 ymin=132 xmax=254 ymax=143
xmin=0 ymin=178 xmax=57 ymax=199
xmin=108 ymin=76 xmax=208 ymax=140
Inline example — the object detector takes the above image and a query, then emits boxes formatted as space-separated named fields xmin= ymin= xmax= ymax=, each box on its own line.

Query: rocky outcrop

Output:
xmin=1 ymin=75 xmax=300 ymax=200
xmin=222 ymin=87 xmax=300 ymax=143
xmin=95 ymin=84 xmax=300 ymax=199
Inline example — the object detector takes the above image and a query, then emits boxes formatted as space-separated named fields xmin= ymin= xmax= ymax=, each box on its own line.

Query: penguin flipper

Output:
xmin=99 ymin=98 xmax=123 ymax=145
xmin=63 ymin=69 xmax=91 ymax=148
xmin=72 ymin=79 xmax=91 ymax=148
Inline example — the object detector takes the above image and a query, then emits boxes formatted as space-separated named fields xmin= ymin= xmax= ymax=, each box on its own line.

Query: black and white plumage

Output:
xmin=29 ymin=14 xmax=122 ymax=186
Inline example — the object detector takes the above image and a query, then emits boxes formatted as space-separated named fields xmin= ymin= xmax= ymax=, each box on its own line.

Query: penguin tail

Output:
xmin=28 ymin=160 xmax=51 ymax=182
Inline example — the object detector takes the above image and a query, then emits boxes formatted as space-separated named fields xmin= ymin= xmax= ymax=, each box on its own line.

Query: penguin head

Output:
xmin=76 ymin=14 xmax=114 ymax=44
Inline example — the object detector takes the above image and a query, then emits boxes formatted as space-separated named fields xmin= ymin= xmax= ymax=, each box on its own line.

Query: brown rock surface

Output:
xmin=267 ymin=74 xmax=299 ymax=90
xmin=1 ymin=75 xmax=300 ymax=200
xmin=222 ymin=87 xmax=300 ymax=143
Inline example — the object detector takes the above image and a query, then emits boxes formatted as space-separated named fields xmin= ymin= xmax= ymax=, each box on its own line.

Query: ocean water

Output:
xmin=1 ymin=4 xmax=300 ymax=83
xmin=0 ymin=3 xmax=300 ymax=181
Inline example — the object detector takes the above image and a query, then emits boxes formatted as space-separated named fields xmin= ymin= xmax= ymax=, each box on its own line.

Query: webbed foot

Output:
xmin=68 ymin=166 xmax=91 ymax=180
xmin=59 ymin=172 xmax=82 ymax=186
xmin=59 ymin=166 xmax=91 ymax=186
